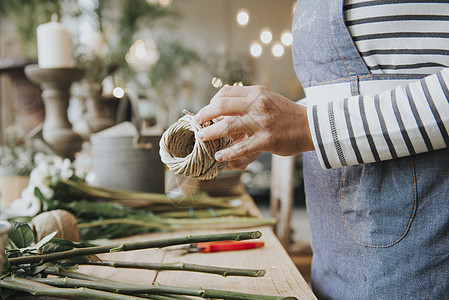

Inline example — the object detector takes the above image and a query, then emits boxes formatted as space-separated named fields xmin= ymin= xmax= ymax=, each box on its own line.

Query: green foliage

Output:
xmin=56 ymin=200 xmax=166 ymax=240
xmin=108 ymin=0 xmax=178 ymax=77
xmin=7 ymin=221 xmax=34 ymax=249
xmin=22 ymin=231 xmax=57 ymax=252
xmin=41 ymin=238 xmax=91 ymax=254
xmin=4 ymin=223 xmax=95 ymax=275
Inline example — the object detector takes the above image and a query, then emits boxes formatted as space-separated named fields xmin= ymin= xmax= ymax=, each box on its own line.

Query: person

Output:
xmin=194 ymin=0 xmax=449 ymax=299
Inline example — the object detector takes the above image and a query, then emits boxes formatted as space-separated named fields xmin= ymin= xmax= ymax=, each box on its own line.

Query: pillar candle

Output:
xmin=37 ymin=14 xmax=74 ymax=69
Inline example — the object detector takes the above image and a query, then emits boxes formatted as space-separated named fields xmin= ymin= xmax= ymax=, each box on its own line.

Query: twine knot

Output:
xmin=159 ymin=111 xmax=233 ymax=180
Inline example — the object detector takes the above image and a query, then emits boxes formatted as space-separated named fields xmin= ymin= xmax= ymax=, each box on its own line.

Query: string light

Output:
xmin=250 ymin=41 xmax=263 ymax=57
xmin=260 ymin=28 xmax=273 ymax=44
xmin=236 ymin=9 xmax=249 ymax=27
xmin=272 ymin=42 xmax=285 ymax=58
xmin=281 ymin=30 xmax=293 ymax=46
xmin=113 ymin=87 xmax=125 ymax=98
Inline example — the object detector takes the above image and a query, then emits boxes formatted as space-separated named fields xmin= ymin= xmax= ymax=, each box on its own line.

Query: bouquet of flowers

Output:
xmin=3 ymin=155 xmax=276 ymax=241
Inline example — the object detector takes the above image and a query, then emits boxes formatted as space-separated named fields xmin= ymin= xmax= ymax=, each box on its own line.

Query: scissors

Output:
xmin=183 ymin=240 xmax=265 ymax=253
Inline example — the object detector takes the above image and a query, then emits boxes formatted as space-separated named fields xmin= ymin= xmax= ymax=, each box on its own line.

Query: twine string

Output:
xmin=159 ymin=110 xmax=233 ymax=180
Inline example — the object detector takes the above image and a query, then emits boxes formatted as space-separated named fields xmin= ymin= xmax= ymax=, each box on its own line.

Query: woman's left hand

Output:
xmin=194 ymin=85 xmax=314 ymax=168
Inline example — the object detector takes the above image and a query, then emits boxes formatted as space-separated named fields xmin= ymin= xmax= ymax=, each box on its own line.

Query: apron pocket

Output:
xmin=338 ymin=156 xmax=417 ymax=248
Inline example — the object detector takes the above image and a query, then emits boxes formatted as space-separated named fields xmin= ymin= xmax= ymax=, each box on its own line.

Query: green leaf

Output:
xmin=8 ymin=222 xmax=34 ymax=249
xmin=34 ymin=186 xmax=45 ymax=201
xmin=41 ymin=238 xmax=92 ymax=254
xmin=27 ymin=262 xmax=54 ymax=276
xmin=22 ymin=231 xmax=58 ymax=252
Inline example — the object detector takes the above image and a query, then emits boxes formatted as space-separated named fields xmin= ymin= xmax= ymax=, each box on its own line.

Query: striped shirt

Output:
xmin=310 ymin=0 xmax=449 ymax=169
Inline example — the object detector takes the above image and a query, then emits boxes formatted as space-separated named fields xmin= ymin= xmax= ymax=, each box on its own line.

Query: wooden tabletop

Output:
xmin=77 ymin=195 xmax=317 ymax=299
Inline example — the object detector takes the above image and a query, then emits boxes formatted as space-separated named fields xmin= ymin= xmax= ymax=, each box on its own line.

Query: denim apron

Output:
xmin=292 ymin=1 xmax=449 ymax=299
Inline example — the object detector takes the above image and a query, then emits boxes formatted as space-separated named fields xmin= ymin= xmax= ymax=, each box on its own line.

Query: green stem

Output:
xmin=42 ymin=268 xmax=192 ymax=300
xmin=79 ymin=260 xmax=266 ymax=277
xmin=157 ymin=208 xmax=248 ymax=218
xmin=78 ymin=219 xmax=171 ymax=230
xmin=62 ymin=180 xmax=234 ymax=208
xmin=164 ymin=216 xmax=277 ymax=229
xmin=78 ymin=216 xmax=276 ymax=231
xmin=0 ymin=277 xmax=150 ymax=300
xmin=8 ymin=231 xmax=262 ymax=266
xmin=30 ymin=277 xmax=297 ymax=300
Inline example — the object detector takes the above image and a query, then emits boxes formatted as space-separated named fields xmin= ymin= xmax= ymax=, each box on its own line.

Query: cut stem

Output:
xmin=78 ymin=216 xmax=276 ymax=231
xmin=30 ymin=277 xmax=297 ymax=300
xmin=8 ymin=231 xmax=262 ymax=266
xmin=79 ymin=260 xmax=266 ymax=277
xmin=0 ymin=277 xmax=150 ymax=300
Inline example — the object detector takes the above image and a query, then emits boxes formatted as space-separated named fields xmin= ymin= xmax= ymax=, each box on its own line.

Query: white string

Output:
xmin=159 ymin=113 xmax=233 ymax=180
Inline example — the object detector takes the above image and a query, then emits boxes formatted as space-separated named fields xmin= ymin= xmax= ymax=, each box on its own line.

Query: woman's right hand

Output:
xmin=194 ymin=85 xmax=314 ymax=170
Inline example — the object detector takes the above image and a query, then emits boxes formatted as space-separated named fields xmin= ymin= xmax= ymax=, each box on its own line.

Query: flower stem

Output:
xmin=77 ymin=216 xmax=276 ymax=231
xmin=157 ymin=208 xmax=248 ymax=218
xmin=61 ymin=179 xmax=234 ymax=208
xmin=8 ymin=231 xmax=262 ymax=266
xmin=77 ymin=218 xmax=172 ymax=230
xmin=30 ymin=277 xmax=297 ymax=300
xmin=79 ymin=260 xmax=266 ymax=277
xmin=0 ymin=276 xmax=150 ymax=300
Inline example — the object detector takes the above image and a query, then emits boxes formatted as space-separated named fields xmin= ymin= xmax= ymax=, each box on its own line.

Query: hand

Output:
xmin=194 ymin=85 xmax=314 ymax=167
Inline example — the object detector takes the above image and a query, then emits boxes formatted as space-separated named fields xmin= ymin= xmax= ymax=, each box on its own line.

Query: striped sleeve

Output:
xmin=307 ymin=67 xmax=449 ymax=169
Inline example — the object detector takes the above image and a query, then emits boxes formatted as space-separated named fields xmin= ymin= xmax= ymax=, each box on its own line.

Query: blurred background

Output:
xmin=0 ymin=0 xmax=312 ymax=281
xmin=0 ymin=0 xmax=306 ymax=205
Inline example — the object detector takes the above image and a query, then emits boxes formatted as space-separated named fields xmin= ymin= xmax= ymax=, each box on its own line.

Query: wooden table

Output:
xmin=78 ymin=196 xmax=317 ymax=299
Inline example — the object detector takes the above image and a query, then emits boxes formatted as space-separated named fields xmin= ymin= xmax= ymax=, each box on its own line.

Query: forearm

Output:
xmin=309 ymin=68 xmax=449 ymax=169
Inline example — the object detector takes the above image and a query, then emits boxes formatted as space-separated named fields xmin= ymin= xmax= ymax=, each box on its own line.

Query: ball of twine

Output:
xmin=159 ymin=111 xmax=233 ymax=180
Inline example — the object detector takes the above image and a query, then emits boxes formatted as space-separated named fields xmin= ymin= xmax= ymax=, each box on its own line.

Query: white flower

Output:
xmin=5 ymin=186 xmax=41 ymax=217
xmin=60 ymin=158 xmax=74 ymax=180
xmin=2 ymin=154 xmax=76 ymax=218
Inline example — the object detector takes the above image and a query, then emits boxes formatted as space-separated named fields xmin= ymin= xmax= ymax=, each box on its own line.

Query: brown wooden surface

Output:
xmin=78 ymin=195 xmax=317 ymax=299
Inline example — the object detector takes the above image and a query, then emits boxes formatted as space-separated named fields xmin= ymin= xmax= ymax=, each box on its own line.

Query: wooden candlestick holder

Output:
xmin=24 ymin=64 xmax=84 ymax=159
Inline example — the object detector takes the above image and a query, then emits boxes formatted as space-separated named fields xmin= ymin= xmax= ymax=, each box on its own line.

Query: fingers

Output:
xmin=194 ymin=86 xmax=252 ymax=124
xmin=226 ymin=152 xmax=260 ymax=171
xmin=195 ymin=97 xmax=247 ymax=125
xmin=198 ymin=116 xmax=255 ymax=142
xmin=213 ymin=85 xmax=251 ymax=99
xmin=215 ymin=134 xmax=265 ymax=162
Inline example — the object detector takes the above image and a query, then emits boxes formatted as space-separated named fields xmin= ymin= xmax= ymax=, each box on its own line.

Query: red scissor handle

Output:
xmin=195 ymin=241 xmax=265 ymax=253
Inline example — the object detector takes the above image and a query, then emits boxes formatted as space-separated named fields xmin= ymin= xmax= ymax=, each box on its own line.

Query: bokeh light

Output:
xmin=250 ymin=41 xmax=263 ymax=57
xmin=272 ymin=42 xmax=285 ymax=57
xmin=113 ymin=87 xmax=125 ymax=98
xmin=236 ymin=9 xmax=250 ymax=26
xmin=260 ymin=28 xmax=273 ymax=44
xmin=281 ymin=30 xmax=293 ymax=46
